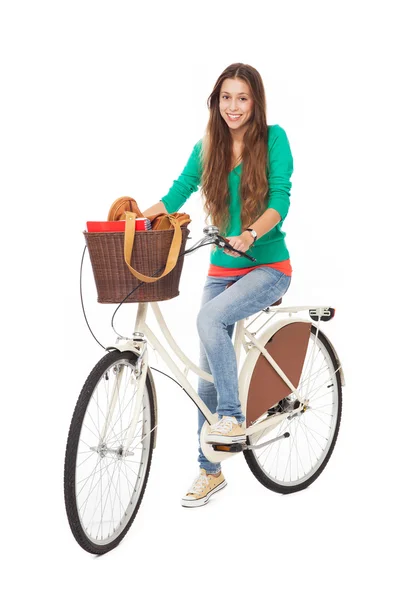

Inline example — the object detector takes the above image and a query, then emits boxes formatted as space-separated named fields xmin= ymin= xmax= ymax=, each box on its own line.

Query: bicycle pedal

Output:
xmin=211 ymin=443 xmax=244 ymax=453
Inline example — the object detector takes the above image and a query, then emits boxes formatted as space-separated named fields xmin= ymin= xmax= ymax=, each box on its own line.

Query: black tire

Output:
xmin=64 ymin=350 xmax=156 ymax=554
xmin=243 ymin=326 xmax=342 ymax=494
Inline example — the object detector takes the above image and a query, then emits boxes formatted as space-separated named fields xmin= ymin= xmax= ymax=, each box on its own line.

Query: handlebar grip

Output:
xmin=218 ymin=236 xmax=257 ymax=262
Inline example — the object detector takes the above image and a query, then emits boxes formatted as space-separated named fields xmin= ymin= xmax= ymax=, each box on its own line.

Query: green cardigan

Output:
xmin=161 ymin=124 xmax=294 ymax=268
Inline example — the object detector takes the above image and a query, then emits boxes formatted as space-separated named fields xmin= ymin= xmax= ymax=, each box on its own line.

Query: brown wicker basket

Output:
xmin=84 ymin=225 xmax=190 ymax=303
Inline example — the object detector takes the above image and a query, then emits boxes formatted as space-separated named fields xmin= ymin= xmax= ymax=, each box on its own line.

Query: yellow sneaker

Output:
xmin=181 ymin=469 xmax=227 ymax=508
xmin=205 ymin=416 xmax=246 ymax=444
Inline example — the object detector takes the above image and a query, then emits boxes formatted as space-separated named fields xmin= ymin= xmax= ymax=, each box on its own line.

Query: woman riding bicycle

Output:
xmin=143 ymin=62 xmax=294 ymax=508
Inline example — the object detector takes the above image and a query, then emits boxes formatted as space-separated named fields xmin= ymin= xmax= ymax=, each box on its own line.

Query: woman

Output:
xmin=143 ymin=62 xmax=293 ymax=508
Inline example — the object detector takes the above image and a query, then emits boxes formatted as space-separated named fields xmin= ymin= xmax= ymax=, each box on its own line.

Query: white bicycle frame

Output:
xmin=103 ymin=301 xmax=344 ymax=456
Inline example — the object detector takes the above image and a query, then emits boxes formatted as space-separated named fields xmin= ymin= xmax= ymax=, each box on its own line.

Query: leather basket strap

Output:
xmin=123 ymin=211 xmax=183 ymax=282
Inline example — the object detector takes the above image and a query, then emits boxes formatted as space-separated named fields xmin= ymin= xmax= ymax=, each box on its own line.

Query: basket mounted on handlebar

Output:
xmin=84 ymin=196 xmax=192 ymax=304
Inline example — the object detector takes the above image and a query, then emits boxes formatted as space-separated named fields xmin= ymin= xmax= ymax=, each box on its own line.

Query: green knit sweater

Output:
xmin=161 ymin=124 xmax=294 ymax=268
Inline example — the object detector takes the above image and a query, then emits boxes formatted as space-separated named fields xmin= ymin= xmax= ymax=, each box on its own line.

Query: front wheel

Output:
xmin=244 ymin=326 xmax=342 ymax=494
xmin=64 ymin=350 xmax=155 ymax=554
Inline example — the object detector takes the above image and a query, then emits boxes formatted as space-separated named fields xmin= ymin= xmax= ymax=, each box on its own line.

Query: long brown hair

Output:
xmin=200 ymin=63 xmax=270 ymax=236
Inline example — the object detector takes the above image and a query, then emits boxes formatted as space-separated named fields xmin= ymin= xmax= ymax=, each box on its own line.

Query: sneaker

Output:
xmin=181 ymin=469 xmax=227 ymax=508
xmin=205 ymin=416 xmax=246 ymax=444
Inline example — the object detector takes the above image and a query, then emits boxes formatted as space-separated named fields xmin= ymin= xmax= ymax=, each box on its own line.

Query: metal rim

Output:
xmin=74 ymin=357 xmax=151 ymax=545
xmin=248 ymin=331 xmax=340 ymax=487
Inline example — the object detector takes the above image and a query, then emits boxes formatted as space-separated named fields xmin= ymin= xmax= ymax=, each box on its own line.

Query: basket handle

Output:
xmin=123 ymin=211 xmax=183 ymax=282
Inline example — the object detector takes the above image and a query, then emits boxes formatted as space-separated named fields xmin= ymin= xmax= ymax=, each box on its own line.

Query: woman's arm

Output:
xmin=143 ymin=140 xmax=202 ymax=216
xmin=142 ymin=201 xmax=168 ymax=217
xmin=239 ymin=126 xmax=294 ymax=242
xmin=263 ymin=125 xmax=294 ymax=223
xmin=244 ymin=207 xmax=282 ymax=241
xmin=225 ymin=126 xmax=294 ymax=257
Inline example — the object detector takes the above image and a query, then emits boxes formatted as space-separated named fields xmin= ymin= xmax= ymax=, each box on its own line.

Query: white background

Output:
xmin=1 ymin=0 xmax=398 ymax=598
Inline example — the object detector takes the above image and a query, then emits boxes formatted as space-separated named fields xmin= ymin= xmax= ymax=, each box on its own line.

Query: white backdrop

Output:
xmin=1 ymin=1 xmax=398 ymax=598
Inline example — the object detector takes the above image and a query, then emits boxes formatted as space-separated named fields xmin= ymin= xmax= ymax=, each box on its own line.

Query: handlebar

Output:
xmin=108 ymin=223 xmax=257 ymax=338
xmin=201 ymin=225 xmax=257 ymax=262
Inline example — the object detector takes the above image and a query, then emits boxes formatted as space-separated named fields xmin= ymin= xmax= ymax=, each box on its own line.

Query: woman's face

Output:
xmin=219 ymin=78 xmax=254 ymax=132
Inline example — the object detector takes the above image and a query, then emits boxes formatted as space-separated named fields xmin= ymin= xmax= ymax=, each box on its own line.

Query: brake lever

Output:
xmin=215 ymin=235 xmax=257 ymax=262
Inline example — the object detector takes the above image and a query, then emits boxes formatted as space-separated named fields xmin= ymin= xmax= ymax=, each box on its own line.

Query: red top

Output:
xmin=208 ymin=258 xmax=292 ymax=277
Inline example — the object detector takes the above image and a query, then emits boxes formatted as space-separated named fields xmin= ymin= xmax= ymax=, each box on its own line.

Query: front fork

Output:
xmin=122 ymin=343 xmax=149 ymax=455
xmin=99 ymin=338 xmax=149 ymax=455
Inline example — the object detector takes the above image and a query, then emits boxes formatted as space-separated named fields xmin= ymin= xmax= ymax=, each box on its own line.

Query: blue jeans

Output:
xmin=196 ymin=266 xmax=292 ymax=474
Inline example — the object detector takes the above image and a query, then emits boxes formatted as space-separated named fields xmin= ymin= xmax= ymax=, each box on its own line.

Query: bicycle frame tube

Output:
xmin=149 ymin=303 xmax=245 ymax=383
xmin=110 ymin=302 xmax=340 ymax=433
xmin=120 ymin=302 xmax=246 ymax=427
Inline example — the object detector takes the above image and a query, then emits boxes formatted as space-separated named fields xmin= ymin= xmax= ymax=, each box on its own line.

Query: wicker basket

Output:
xmin=84 ymin=224 xmax=190 ymax=303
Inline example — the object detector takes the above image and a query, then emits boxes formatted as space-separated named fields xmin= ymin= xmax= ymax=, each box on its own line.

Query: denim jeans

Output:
xmin=195 ymin=266 xmax=292 ymax=474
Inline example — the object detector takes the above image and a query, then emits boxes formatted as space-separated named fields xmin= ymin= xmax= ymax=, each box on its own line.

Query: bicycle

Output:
xmin=64 ymin=225 xmax=344 ymax=554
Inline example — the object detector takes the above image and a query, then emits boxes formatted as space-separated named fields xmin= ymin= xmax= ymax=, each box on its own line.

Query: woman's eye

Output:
xmin=222 ymin=95 xmax=247 ymax=101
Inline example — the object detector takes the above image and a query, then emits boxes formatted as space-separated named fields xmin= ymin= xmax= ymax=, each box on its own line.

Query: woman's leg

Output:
xmin=196 ymin=266 xmax=291 ymax=425
xmin=196 ymin=276 xmax=237 ymax=474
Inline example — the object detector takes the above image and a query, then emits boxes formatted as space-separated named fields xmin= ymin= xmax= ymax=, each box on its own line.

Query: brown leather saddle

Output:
xmin=225 ymin=281 xmax=283 ymax=307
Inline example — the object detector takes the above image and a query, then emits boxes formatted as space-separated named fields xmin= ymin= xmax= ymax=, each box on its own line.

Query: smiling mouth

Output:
xmin=227 ymin=113 xmax=242 ymax=120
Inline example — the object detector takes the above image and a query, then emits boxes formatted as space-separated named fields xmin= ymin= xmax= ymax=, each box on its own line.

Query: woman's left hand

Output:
xmin=223 ymin=232 xmax=253 ymax=257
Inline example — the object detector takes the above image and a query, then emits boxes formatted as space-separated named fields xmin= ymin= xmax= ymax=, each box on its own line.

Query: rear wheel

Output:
xmin=244 ymin=326 xmax=342 ymax=493
xmin=64 ymin=350 xmax=155 ymax=554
